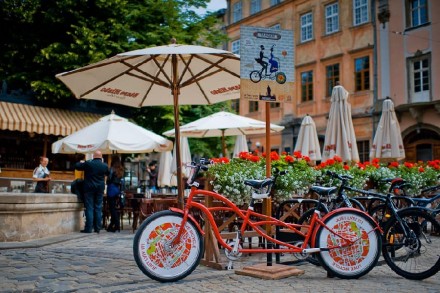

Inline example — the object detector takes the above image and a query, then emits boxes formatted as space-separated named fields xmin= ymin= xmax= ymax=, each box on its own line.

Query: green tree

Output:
xmin=0 ymin=0 xmax=226 ymax=104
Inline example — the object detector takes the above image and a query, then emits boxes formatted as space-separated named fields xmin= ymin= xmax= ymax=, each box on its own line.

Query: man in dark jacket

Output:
xmin=75 ymin=150 xmax=109 ymax=233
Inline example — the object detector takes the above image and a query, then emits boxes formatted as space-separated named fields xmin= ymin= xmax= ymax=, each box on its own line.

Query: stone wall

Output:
xmin=0 ymin=193 xmax=84 ymax=242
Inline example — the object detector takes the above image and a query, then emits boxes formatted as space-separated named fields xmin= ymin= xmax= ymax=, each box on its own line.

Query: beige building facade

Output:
xmin=225 ymin=0 xmax=440 ymax=162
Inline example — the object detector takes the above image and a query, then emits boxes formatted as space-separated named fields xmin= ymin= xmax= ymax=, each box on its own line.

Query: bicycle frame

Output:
xmin=172 ymin=186 xmax=377 ymax=255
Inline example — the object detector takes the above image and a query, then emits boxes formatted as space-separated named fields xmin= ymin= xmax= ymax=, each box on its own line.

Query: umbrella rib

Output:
xmin=57 ymin=55 xmax=140 ymax=77
xmin=180 ymin=56 xmax=226 ymax=88
xmin=180 ymin=57 xmax=211 ymax=104
xmin=193 ymin=54 xmax=240 ymax=78
xmin=177 ymin=55 xmax=194 ymax=86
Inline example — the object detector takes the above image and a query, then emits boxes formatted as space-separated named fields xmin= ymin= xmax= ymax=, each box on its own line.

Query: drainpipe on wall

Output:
xmin=372 ymin=0 xmax=379 ymax=139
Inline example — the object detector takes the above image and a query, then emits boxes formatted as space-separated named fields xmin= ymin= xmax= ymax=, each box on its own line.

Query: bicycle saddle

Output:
xmin=244 ymin=178 xmax=273 ymax=189
xmin=309 ymin=186 xmax=338 ymax=196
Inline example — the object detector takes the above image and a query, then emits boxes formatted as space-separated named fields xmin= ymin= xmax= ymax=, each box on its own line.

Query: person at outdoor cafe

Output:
xmin=106 ymin=154 xmax=124 ymax=232
xmin=146 ymin=161 xmax=158 ymax=192
xmin=75 ymin=150 xmax=109 ymax=234
xmin=32 ymin=156 xmax=51 ymax=193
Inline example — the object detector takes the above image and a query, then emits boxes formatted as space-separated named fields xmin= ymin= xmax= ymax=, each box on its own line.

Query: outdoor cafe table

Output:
xmin=129 ymin=193 xmax=178 ymax=232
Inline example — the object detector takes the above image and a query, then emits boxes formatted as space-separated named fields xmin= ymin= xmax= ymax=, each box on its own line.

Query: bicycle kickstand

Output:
xmin=225 ymin=231 xmax=242 ymax=270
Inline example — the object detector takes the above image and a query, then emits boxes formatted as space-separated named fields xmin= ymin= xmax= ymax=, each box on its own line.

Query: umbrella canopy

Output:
xmin=51 ymin=112 xmax=172 ymax=154
xmin=370 ymin=98 xmax=405 ymax=161
xmin=322 ymin=85 xmax=359 ymax=162
xmin=294 ymin=115 xmax=322 ymax=161
xmin=233 ymin=135 xmax=249 ymax=158
xmin=56 ymin=42 xmax=240 ymax=207
xmin=162 ymin=111 xmax=284 ymax=155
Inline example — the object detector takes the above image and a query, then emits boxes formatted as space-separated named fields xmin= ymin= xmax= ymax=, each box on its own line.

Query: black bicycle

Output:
xmin=329 ymin=173 xmax=440 ymax=280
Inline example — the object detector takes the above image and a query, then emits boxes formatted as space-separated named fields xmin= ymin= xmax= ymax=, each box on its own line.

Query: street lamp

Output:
xmin=247 ymin=139 xmax=252 ymax=152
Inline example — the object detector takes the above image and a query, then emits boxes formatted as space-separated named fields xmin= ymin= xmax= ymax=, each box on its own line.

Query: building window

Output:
xmin=357 ymin=140 xmax=370 ymax=163
xmin=354 ymin=56 xmax=370 ymax=91
xmin=249 ymin=101 xmax=259 ymax=112
xmin=233 ymin=1 xmax=242 ymax=23
xmin=353 ymin=0 xmax=369 ymax=26
xmin=300 ymin=12 xmax=313 ymax=42
xmin=407 ymin=0 xmax=428 ymax=27
xmin=250 ymin=0 xmax=261 ymax=15
xmin=326 ymin=63 xmax=340 ymax=97
xmin=301 ymin=70 xmax=313 ymax=102
xmin=409 ymin=54 xmax=430 ymax=103
xmin=231 ymin=99 xmax=240 ymax=113
xmin=270 ymin=102 xmax=280 ymax=108
xmin=231 ymin=39 xmax=240 ymax=55
xmin=271 ymin=0 xmax=281 ymax=6
xmin=271 ymin=23 xmax=281 ymax=30
xmin=325 ymin=3 xmax=339 ymax=34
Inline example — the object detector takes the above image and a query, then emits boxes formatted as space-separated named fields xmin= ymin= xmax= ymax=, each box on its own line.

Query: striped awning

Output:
xmin=0 ymin=101 xmax=102 ymax=136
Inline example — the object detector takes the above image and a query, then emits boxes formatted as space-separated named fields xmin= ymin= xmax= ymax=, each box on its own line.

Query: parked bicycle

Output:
xmin=326 ymin=173 xmax=440 ymax=280
xmin=133 ymin=159 xmax=382 ymax=282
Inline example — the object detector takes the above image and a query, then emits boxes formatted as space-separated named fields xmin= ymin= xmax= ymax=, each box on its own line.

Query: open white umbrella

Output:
xmin=56 ymin=42 xmax=240 ymax=207
xmin=233 ymin=135 xmax=249 ymax=158
xmin=51 ymin=112 xmax=172 ymax=154
xmin=370 ymin=98 xmax=405 ymax=161
xmin=294 ymin=115 xmax=321 ymax=161
xmin=163 ymin=111 xmax=284 ymax=156
xmin=322 ymin=85 xmax=359 ymax=162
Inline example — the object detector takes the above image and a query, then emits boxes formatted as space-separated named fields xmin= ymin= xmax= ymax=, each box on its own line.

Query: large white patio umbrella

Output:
xmin=51 ymin=112 xmax=172 ymax=154
xmin=158 ymin=151 xmax=174 ymax=187
xmin=294 ymin=115 xmax=321 ymax=162
xmin=370 ymin=98 xmax=405 ymax=161
xmin=163 ymin=111 xmax=284 ymax=156
xmin=322 ymin=85 xmax=359 ymax=162
xmin=56 ymin=41 xmax=240 ymax=207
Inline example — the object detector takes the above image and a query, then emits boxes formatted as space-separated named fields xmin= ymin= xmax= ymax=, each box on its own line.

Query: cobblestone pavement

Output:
xmin=0 ymin=230 xmax=439 ymax=293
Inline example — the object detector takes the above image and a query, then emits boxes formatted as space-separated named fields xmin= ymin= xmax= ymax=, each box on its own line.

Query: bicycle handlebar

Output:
xmin=325 ymin=170 xmax=353 ymax=181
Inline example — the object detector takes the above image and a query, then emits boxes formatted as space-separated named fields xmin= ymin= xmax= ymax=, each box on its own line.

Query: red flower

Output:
xmin=304 ymin=156 xmax=310 ymax=162
xmin=372 ymin=158 xmax=379 ymax=165
xmin=250 ymin=155 xmax=260 ymax=162
xmin=343 ymin=165 xmax=350 ymax=170
xmin=326 ymin=159 xmax=335 ymax=165
xmin=357 ymin=162 xmax=365 ymax=170
xmin=270 ymin=151 xmax=280 ymax=161
xmin=334 ymin=155 xmax=342 ymax=162
xmin=389 ymin=161 xmax=399 ymax=168
xmin=281 ymin=151 xmax=287 ymax=155
xmin=285 ymin=155 xmax=294 ymax=163
xmin=293 ymin=151 xmax=302 ymax=158
xmin=418 ymin=167 xmax=425 ymax=172
xmin=404 ymin=162 xmax=414 ymax=168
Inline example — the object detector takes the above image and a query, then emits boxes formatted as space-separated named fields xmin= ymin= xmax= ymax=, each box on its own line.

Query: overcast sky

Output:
xmin=191 ymin=0 xmax=227 ymax=15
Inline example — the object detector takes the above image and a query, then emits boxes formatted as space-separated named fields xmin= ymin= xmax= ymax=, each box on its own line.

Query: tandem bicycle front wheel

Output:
xmin=133 ymin=210 xmax=204 ymax=282
xmin=315 ymin=209 xmax=381 ymax=279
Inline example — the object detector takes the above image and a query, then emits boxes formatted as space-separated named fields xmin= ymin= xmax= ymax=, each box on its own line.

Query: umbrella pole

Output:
xmin=221 ymin=129 xmax=226 ymax=157
xmin=172 ymin=55 xmax=184 ymax=209
xmin=264 ymin=102 xmax=272 ymax=265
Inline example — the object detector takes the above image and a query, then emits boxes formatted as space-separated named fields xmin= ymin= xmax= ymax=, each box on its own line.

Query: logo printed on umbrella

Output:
xmin=77 ymin=144 xmax=94 ymax=149
xmin=100 ymin=87 xmax=140 ymax=98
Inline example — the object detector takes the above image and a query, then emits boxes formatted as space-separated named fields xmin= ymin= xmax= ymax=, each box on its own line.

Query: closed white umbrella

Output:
xmin=158 ymin=151 xmax=174 ymax=187
xmin=171 ymin=137 xmax=192 ymax=178
xmin=51 ymin=112 xmax=173 ymax=154
xmin=233 ymin=135 xmax=249 ymax=158
xmin=294 ymin=115 xmax=322 ymax=161
xmin=322 ymin=85 xmax=359 ymax=162
xmin=370 ymin=98 xmax=405 ymax=161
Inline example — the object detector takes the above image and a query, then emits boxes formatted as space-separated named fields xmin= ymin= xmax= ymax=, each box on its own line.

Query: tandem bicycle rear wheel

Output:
xmin=315 ymin=209 xmax=381 ymax=279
